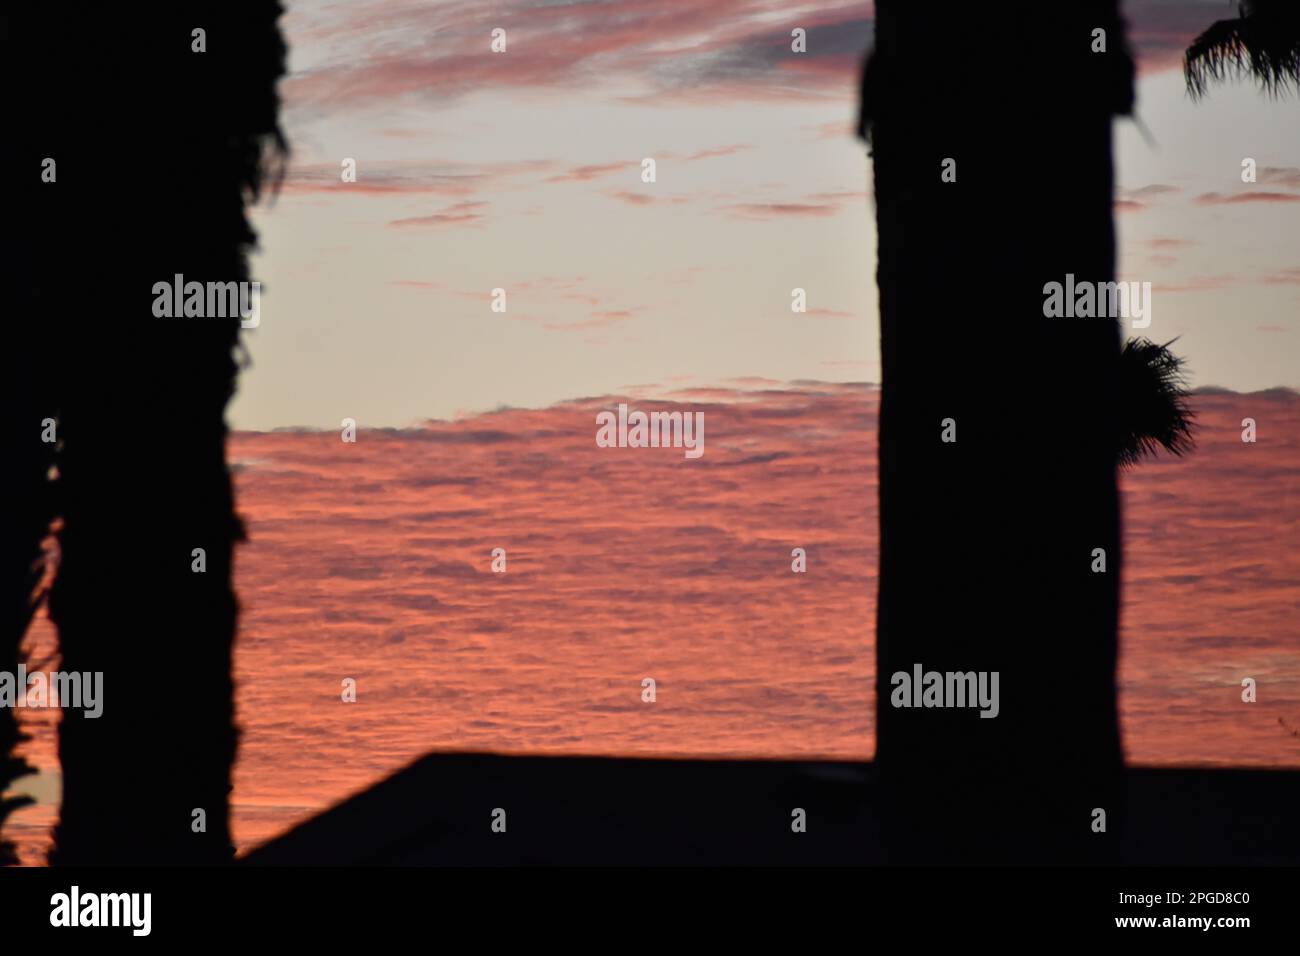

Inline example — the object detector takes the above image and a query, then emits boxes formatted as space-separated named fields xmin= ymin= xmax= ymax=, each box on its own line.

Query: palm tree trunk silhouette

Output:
xmin=8 ymin=5 xmax=289 ymax=865
xmin=862 ymin=2 xmax=1134 ymax=862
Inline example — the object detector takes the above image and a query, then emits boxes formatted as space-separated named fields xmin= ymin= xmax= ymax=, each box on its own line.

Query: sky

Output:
xmin=231 ymin=0 xmax=1300 ymax=431
xmin=11 ymin=1 xmax=1300 ymax=865
xmin=12 ymin=384 xmax=1297 ymax=861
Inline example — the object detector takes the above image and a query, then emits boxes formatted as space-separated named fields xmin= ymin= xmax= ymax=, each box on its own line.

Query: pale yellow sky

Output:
xmin=232 ymin=0 xmax=1300 ymax=429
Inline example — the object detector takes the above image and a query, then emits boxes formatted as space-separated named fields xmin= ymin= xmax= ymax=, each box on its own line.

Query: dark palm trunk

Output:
xmin=863 ymin=2 xmax=1133 ymax=863
xmin=6 ymin=6 xmax=286 ymax=865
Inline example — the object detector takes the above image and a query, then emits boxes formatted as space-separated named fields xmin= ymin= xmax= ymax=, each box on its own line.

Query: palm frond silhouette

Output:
xmin=1118 ymin=338 xmax=1196 ymax=467
xmin=1186 ymin=0 xmax=1300 ymax=98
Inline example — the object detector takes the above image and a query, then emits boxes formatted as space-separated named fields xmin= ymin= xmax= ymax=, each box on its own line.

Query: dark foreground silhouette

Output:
xmin=3 ymin=1 xmax=1293 ymax=869
xmin=244 ymin=753 xmax=1300 ymax=865
xmin=861 ymin=2 xmax=1135 ymax=863
xmin=4 ymin=5 xmax=286 ymax=864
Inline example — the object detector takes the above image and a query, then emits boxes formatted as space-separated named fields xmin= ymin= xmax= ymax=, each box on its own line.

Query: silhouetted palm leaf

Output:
xmin=1118 ymin=338 xmax=1196 ymax=467
xmin=1185 ymin=1 xmax=1300 ymax=98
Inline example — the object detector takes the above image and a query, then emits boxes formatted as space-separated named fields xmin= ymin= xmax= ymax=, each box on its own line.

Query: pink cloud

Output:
xmin=1127 ymin=2 xmax=1230 ymax=74
xmin=725 ymin=202 xmax=838 ymax=219
xmin=1260 ymin=167 xmax=1300 ymax=189
xmin=606 ymin=190 xmax=654 ymax=206
xmin=388 ymin=200 xmax=488 ymax=228
xmin=605 ymin=190 xmax=689 ymax=207
xmin=722 ymin=376 xmax=785 ymax=387
xmin=546 ymin=162 xmax=631 ymax=184
xmin=17 ymin=382 xmax=1297 ymax=867
xmin=543 ymin=309 xmax=637 ymax=332
xmin=275 ymin=0 xmax=1238 ymax=130
xmin=685 ymin=144 xmax=753 ymax=161
xmin=280 ymin=159 xmax=555 ymax=198
xmin=281 ymin=0 xmax=872 ymax=113
xmin=1114 ymin=185 xmax=1180 ymax=215
xmin=1196 ymin=192 xmax=1300 ymax=205
xmin=1126 ymin=184 xmax=1182 ymax=198
xmin=390 ymin=281 xmax=488 ymax=301
xmin=1156 ymin=275 xmax=1237 ymax=293
xmin=804 ymin=119 xmax=856 ymax=141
